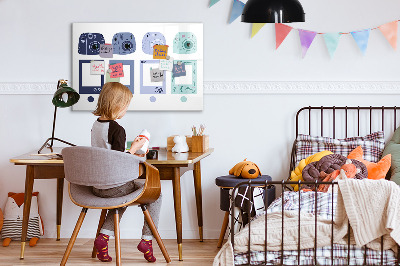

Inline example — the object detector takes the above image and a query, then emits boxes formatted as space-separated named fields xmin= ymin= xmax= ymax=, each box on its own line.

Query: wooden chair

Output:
xmin=60 ymin=146 xmax=171 ymax=265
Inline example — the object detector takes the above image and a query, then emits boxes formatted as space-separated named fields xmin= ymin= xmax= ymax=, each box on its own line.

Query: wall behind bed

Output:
xmin=0 ymin=0 xmax=400 ymax=240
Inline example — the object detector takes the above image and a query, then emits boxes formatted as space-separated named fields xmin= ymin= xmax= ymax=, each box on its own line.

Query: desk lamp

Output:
xmin=241 ymin=0 xmax=305 ymax=23
xmin=38 ymin=79 xmax=80 ymax=154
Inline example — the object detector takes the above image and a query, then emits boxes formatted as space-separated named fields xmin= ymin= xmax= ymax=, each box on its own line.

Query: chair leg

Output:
xmin=91 ymin=209 xmax=108 ymax=258
xmin=141 ymin=205 xmax=171 ymax=263
xmin=60 ymin=208 xmax=88 ymax=266
xmin=217 ymin=211 xmax=230 ymax=248
xmin=114 ymin=209 xmax=121 ymax=266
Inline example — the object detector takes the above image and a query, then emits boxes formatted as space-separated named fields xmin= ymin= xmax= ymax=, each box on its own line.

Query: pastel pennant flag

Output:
xmin=323 ymin=33 xmax=341 ymax=58
xmin=378 ymin=21 xmax=398 ymax=50
xmin=351 ymin=29 xmax=370 ymax=55
xmin=298 ymin=29 xmax=317 ymax=58
xmin=209 ymin=0 xmax=220 ymax=7
xmin=251 ymin=23 xmax=266 ymax=38
xmin=275 ymin=23 xmax=293 ymax=49
xmin=229 ymin=0 xmax=245 ymax=24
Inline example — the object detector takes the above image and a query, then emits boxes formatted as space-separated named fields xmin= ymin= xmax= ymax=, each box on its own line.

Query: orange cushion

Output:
xmin=348 ymin=146 xmax=391 ymax=180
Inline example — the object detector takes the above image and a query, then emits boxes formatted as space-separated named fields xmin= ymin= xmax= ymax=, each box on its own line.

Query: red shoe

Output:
xmin=94 ymin=233 xmax=112 ymax=262
xmin=137 ymin=239 xmax=156 ymax=262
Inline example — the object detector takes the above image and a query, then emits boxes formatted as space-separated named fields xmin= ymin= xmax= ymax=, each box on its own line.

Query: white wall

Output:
xmin=1 ymin=0 xmax=400 ymax=239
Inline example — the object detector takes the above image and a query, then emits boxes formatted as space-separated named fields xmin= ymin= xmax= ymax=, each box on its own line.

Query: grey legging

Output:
xmin=92 ymin=180 xmax=162 ymax=240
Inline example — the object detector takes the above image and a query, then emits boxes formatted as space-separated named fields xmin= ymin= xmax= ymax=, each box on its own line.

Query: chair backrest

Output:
xmin=62 ymin=146 xmax=145 ymax=187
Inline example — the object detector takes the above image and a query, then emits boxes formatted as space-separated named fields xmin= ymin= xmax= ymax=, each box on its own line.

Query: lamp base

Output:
xmin=38 ymin=137 xmax=76 ymax=154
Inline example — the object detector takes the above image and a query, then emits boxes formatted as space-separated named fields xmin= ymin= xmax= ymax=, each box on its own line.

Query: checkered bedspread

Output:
xmin=234 ymin=191 xmax=397 ymax=265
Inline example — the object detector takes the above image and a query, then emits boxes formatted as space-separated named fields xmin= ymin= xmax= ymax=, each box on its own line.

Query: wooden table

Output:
xmin=10 ymin=147 xmax=213 ymax=261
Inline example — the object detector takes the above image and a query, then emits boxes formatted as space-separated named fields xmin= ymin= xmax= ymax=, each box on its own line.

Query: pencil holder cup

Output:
xmin=146 ymin=150 xmax=158 ymax=160
xmin=191 ymin=135 xmax=209 ymax=153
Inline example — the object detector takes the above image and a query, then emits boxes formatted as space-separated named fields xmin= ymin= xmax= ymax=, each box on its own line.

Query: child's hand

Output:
xmin=134 ymin=149 xmax=149 ymax=157
xmin=129 ymin=137 xmax=147 ymax=155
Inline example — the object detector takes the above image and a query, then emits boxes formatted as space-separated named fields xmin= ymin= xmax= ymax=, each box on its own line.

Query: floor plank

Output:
xmin=0 ymin=239 xmax=221 ymax=265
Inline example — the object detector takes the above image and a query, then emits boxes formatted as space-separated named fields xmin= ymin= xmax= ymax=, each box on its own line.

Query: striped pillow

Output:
xmin=294 ymin=131 xmax=385 ymax=166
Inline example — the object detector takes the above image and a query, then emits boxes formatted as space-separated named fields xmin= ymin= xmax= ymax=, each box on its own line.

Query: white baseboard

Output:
xmin=1 ymin=81 xmax=400 ymax=94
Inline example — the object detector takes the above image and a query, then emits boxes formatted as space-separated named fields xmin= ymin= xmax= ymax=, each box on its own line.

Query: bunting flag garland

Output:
xmin=209 ymin=0 xmax=221 ymax=8
xmin=351 ymin=29 xmax=370 ymax=55
xmin=323 ymin=33 xmax=341 ymax=58
xmin=275 ymin=23 xmax=293 ymax=49
xmin=251 ymin=23 xmax=266 ymax=38
xmin=229 ymin=0 xmax=245 ymax=24
xmin=298 ymin=29 xmax=317 ymax=58
xmin=207 ymin=3 xmax=400 ymax=57
xmin=378 ymin=21 xmax=398 ymax=50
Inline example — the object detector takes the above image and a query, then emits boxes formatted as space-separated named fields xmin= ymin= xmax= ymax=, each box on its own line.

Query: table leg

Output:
xmin=20 ymin=165 xmax=35 ymax=259
xmin=193 ymin=161 xmax=203 ymax=242
xmin=172 ymin=167 xmax=183 ymax=261
xmin=56 ymin=178 xmax=64 ymax=241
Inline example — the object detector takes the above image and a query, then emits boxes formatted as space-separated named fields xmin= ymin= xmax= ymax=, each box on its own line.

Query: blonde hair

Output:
xmin=93 ymin=82 xmax=132 ymax=120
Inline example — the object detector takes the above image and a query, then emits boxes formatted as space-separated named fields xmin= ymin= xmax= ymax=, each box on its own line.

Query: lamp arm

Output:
xmin=50 ymin=105 xmax=58 ymax=148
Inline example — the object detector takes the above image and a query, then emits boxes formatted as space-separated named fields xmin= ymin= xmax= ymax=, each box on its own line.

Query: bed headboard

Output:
xmin=290 ymin=106 xmax=400 ymax=179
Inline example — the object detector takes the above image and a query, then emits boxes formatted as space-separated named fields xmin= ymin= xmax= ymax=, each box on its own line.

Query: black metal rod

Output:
xmin=370 ymin=107 xmax=373 ymax=134
xmin=331 ymin=182 xmax=334 ymax=265
xmin=298 ymin=180 xmax=301 ymax=266
xmin=247 ymin=181 xmax=252 ymax=264
xmin=50 ymin=105 xmax=58 ymax=149
xmin=314 ymin=181 xmax=317 ymax=266
xmin=309 ymin=106 xmax=311 ymax=135
xmin=381 ymin=236 xmax=384 ymax=265
xmin=281 ymin=181 xmax=284 ymax=266
xmin=264 ymin=180 xmax=268 ymax=266
xmin=321 ymin=106 xmax=324 ymax=136
xmin=357 ymin=106 xmax=360 ymax=136
xmin=347 ymin=220 xmax=350 ymax=265
xmin=333 ymin=106 xmax=336 ymax=138
xmin=345 ymin=106 xmax=348 ymax=138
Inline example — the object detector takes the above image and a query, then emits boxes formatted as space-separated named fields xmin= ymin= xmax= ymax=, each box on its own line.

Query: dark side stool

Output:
xmin=215 ymin=175 xmax=275 ymax=248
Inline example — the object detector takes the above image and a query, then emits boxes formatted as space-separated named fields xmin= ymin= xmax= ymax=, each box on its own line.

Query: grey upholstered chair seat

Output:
xmin=69 ymin=180 xmax=145 ymax=208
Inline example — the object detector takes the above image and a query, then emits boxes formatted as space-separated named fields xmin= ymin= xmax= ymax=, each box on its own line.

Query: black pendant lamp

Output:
xmin=242 ymin=0 xmax=305 ymax=23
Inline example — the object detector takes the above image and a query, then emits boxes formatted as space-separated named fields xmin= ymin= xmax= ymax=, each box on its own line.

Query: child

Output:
xmin=91 ymin=82 xmax=162 ymax=263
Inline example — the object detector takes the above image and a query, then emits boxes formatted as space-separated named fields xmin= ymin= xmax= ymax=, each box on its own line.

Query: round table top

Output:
xmin=215 ymin=175 xmax=272 ymax=188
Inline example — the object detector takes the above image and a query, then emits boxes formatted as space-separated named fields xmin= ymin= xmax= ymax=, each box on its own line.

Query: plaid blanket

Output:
xmin=234 ymin=191 xmax=397 ymax=265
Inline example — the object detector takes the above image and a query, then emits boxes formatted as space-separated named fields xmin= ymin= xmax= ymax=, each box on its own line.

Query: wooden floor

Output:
xmin=0 ymin=239 xmax=221 ymax=265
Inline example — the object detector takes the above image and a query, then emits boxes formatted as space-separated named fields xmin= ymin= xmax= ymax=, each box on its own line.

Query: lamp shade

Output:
xmin=52 ymin=84 xmax=80 ymax=108
xmin=241 ymin=0 xmax=305 ymax=23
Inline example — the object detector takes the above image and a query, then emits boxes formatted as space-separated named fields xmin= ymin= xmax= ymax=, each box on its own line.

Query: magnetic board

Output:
xmin=72 ymin=23 xmax=203 ymax=111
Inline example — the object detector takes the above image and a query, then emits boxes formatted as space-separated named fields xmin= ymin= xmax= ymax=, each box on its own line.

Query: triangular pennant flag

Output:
xmin=378 ymin=21 xmax=398 ymax=50
xmin=275 ymin=23 xmax=293 ymax=49
xmin=251 ymin=23 xmax=266 ymax=38
xmin=229 ymin=0 xmax=245 ymax=24
xmin=209 ymin=0 xmax=220 ymax=7
xmin=298 ymin=29 xmax=317 ymax=58
xmin=323 ymin=33 xmax=341 ymax=58
xmin=351 ymin=29 xmax=370 ymax=55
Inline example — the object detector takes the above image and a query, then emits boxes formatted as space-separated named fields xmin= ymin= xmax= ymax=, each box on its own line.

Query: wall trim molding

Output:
xmin=1 ymin=81 xmax=400 ymax=94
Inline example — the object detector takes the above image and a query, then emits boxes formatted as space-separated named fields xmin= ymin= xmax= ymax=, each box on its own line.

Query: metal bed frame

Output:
xmin=230 ymin=106 xmax=400 ymax=266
